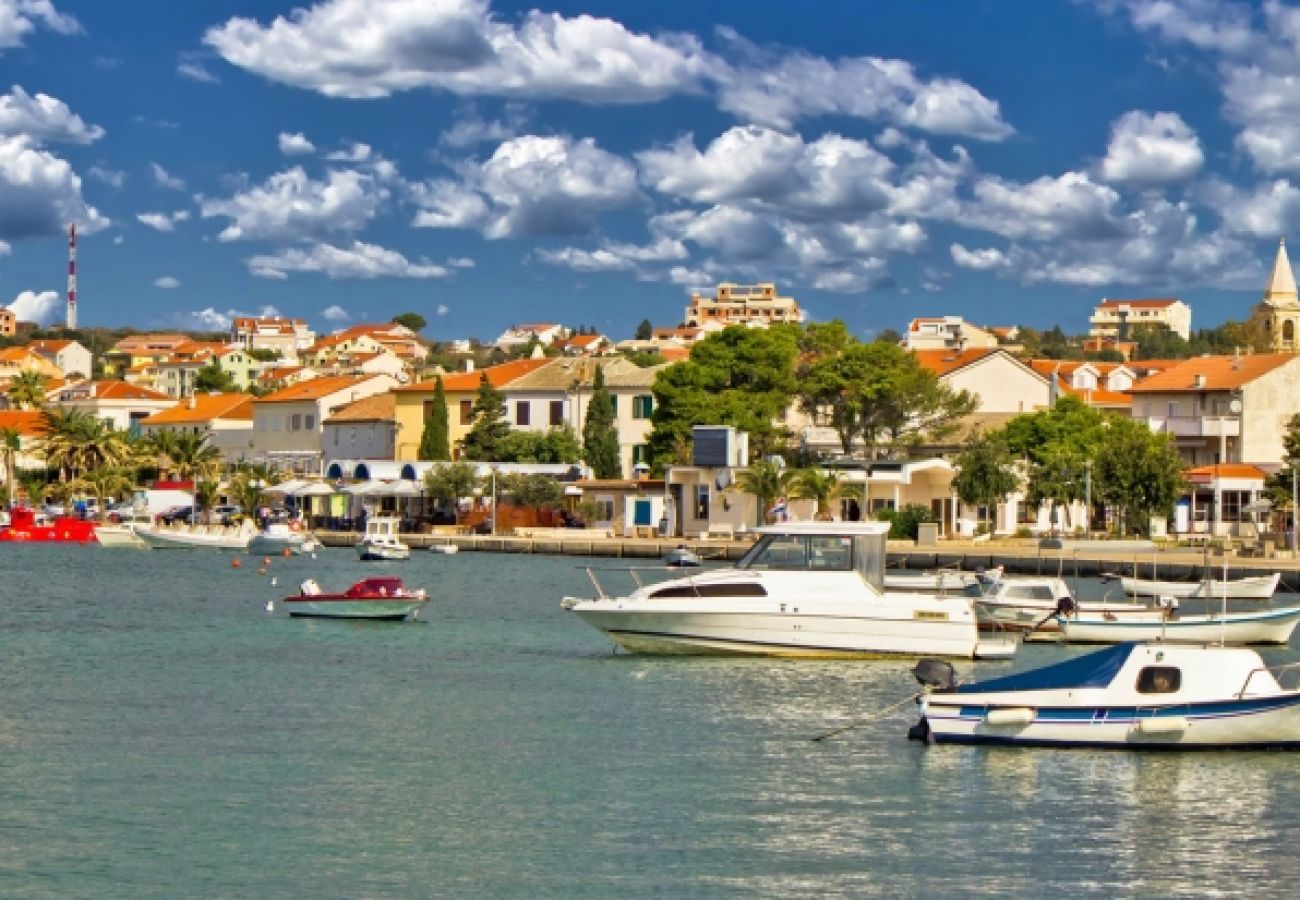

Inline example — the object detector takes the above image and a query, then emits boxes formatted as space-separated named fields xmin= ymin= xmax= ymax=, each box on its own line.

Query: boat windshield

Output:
xmin=736 ymin=532 xmax=885 ymax=591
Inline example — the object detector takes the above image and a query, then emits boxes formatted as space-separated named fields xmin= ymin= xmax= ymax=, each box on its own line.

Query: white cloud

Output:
xmin=205 ymin=0 xmax=712 ymax=103
xmin=177 ymin=53 xmax=220 ymax=83
xmin=436 ymin=303 xmax=449 ymax=315
xmin=1198 ymin=177 xmax=1300 ymax=238
xmin=6 ymin=288 xmax=61 ymax=323
xmin=961 ymin=170 xmax=1126 ymax=242
xmin=537 ymin=236 xmax=687 ymax=274
xmin=151 ymin=162 xmax=185 ymax=190
xmin=199 ymin=166 xmax=389 ymax=242
xmin=88 ymin=165 xmax=125 ymax=189
xmin=136 ymin=209 xmax=191 ymax=232
xmin=325 ymin=141 xmax=372 ymax=162
xmin=0 ymin=86 xmax=104 ymax=144
xmin=320 ymin=303 xmax=351 ymax=321
xmin=447 ymin=256 xmax=474 ymax=268
xmin=0 ymin=239 xmax=9 ymax=255
xmin=246 ymin=240 xmax=450 ymax=279
xmin=154 ymin=275 xmax=181 ymax=289
xmin=0 ymin=135 xmax=109 ymax=241
xmin=0 ymin=0 xmax=79 ymax=52
xmin=184 ymin=304 xmax=280 ymax=330
xmin=1099 ymin=110 xmax=1203 ymax=186
xmin=278 ymin=131 xmax=315 ymax=155
xmin=440 ymin=105 xmax=529 ymax=148
xmin=950 ymin=243 xmax=1009 ymax=271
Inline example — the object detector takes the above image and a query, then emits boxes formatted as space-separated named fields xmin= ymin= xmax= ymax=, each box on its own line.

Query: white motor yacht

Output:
xmin=248 ymin=521 xmax=321 ymax=555
xmin=561 ymin=521 xmax=1016 ymax=660
xmin=357 ymin=516 xmax=411 ymax=561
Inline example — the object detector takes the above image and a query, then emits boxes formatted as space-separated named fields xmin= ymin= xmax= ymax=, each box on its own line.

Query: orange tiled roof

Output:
xmin=395 ymin=358 xmax=550 ymax=393
xmin=324 ymin=392 xmax=395 ymax=423
xmin=255 ymin=375 xmax=376 ymax=403
xmin=0 ymin=410 xmax=46 ymax=436
xmin=658 ymin=346 xmax=690 ymax=362
xmin=1127 ymin=354 xmax=1298 ymax=393
xmin=0 ymin=347 xmax=41 ymax=363
xmin=27 ymin=339 xmax=73 ymax=352
xmin=72 ymin=380 xmax=172 ymax=401
xmin=1185 ymin=464 xmax=1268 ymax=482
xmin=140 ymin=393 xmax=253 ymax=425
xmin=260 ymin=365 xmax=304 ymax=381
xmin=912 ymin=348 xmax=1003 ymax=377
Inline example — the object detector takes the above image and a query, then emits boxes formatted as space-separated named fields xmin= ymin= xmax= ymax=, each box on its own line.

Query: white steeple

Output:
xmin=1263 ymin=238 xmax=1299 ymax=308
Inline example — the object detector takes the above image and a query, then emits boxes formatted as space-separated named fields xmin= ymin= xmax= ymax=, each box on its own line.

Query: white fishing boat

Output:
xmin=966 ymin=576 xmax=1169 ymax=633
xmin=663 ymin=545 xmax=702 ymax=568
xmin=282 ymin=577 xmax=429 ymax=620
xmin=357 ymin=516 xmax=410 ymax=561
xmin=428 ymin=541 xmax=459 ymax=555
xmin=248 ymin=521 xmax=321 ymax=555
xmin=1057 ymin=605 xmax=1300 ymax=645
xmin=93 ymin=523 xmax=150 ymax=549
xmin=1113 ymin=572 xmax=1280 ymax=600
xmin=561 ymin=522 xmax=1017 ymax=660
xmin=910 ymin=642 xmax=1300 ymax=749
xmin=136 ymin=520 xmax=254 ymax=550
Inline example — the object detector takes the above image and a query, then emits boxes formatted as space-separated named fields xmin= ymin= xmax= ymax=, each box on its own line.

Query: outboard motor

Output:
xmin=911 ymin=658 xmax=957 ymax=692
xmin=1055 ymin=595 xmax=1077 ymax=617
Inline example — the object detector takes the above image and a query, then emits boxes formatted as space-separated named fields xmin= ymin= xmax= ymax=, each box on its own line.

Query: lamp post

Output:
xmin=1084 ymin=461 xmax=1092 ymax=537
xmin=490 ymin=465 xmax=498 ymax=536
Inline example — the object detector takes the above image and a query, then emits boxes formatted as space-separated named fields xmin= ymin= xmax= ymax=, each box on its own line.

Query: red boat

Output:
xmin=0 ymin=507 xmax=98 ymax=543
xmin=281 ymin=576 xmax=431 ymax=620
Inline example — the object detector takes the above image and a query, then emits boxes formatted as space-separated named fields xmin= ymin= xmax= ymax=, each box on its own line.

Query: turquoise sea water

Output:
xmin=2 ymin=545 xmax=1299 ymax=897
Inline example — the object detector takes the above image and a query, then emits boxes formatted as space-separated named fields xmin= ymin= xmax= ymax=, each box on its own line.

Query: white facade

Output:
xmin=1090 ymin=298 xmax=1192 ymax=341
xmin=903 ymin=317 xmax=999 ymax=351
xmin=251 ymin=375 xmax=397 ymax=473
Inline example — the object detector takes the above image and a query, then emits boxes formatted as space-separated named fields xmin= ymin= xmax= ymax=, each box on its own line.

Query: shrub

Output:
xmin=875 ymin=503 xmax=933 ymax=540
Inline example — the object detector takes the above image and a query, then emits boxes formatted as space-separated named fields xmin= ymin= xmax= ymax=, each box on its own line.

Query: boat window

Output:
xmin=853 ymin=533 xmax=886 ymax=592
xmin=1136 ymin=666 xmax=1181 ymax=694
xmin=746 ymin=534 xmax=809 ymax=570
xmin=809 ymin=536 xmax=853 ymax=571
xmin=650 ymin=583 xmax=768 ymax=598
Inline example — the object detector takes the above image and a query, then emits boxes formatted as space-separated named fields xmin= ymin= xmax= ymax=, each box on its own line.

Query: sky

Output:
xmin=1 ymin=0 xmax=1299 ymax=343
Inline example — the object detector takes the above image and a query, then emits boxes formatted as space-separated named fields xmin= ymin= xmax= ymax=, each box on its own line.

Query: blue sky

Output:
xmin=1 ymin=0 xmax=1298 ymax=342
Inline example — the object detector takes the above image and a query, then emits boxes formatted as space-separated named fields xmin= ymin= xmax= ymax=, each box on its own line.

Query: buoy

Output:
xmin=257 ymin=567 xmax=267 ymax=575
xmin=231 ymin=558 xmax=242 ymax=569
xmin=271 ymin=577 xmax=278 ymax=586
xmin=262 ymin=556 xmax=271 ymax=566
xmin=282 ymin=547 xmax=292 ymax=557
xmin=265 ymin=599 xmax=274 ymax=613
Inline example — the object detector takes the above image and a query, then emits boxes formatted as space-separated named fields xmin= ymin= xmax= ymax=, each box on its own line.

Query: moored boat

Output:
xmin=911 ymin=642 xmax=1300 ymax=749
xmin=93 ymin=523 xmax=150 ymax=549
xmin=0 ymin=507 xmax=97 ymax=544
xmin=561 ymin=521 xmax=1017 ymax=660
xmin=884 ymin=569 xmax=981 ymax=592
xmin=357 ymin=516 xmax=410 ymax=561
xmin=283 ymin=576 xmax=429 ymax=620
xmin=136 ymin=520 xmax=255 ymax=550
xmin=965 ymin=575 xmax=1169 ymax=634
xmin=248 ymin=521 xmax=321 ymax=555
xmin=1113 ymin=572 xmax=1281 ymax=600
xmin=663 ymin=545 xmax=702 ymax=568
xmin=1057 ymin=605 xmax=1300 ymax=645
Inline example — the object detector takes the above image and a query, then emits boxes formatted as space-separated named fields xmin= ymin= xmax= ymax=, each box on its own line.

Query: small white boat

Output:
xmin=282 ymin=576 xmax=429 ymax=620
xmin=136 ymin=521 xmax=254 ymax=550
xmin=428 ymin=542 xmax=459 ymax=555
xmin=912 ymin=642 xmax=1300 ymax=749
xmin=357 ymin=516 xmax=410 ymax=561
xmin=1058 ymin=605 xmax=1300 ymax=645
xmin=248 ymin=521 xmax=321 ymax=555
xmin=967 ymin=576 xmax=1168 ymax=633
xmin=561 ymin=521 xmax=1017 ymax=660
xmin=884 ymin=569 xmax=981 ymax=592
xmin=663 ymin=545 xmax=702 ymax=568
xmin=1114 ymin=572 xmax=1281 ymax=600
xmin=93 ymin=523 xmax=150 ymax=549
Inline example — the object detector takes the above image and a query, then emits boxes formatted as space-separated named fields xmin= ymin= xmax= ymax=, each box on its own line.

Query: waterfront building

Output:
xmin=230 ymin=316 xmax=315 ymax=358
xmin=250 ymin=374 xmax=398 ymax=475
xmin=902 ymin=316 xmax=999 ymax=351
xmin=682 ymin=283 xmax=802 ymax=332
xmin=138 ymin=392 xmax=255 ymax=464
xmin=52 ymin=380 xmax=175 ymax=436
xmin=27 ymin=339 xmax=92 ymax=380
xmin=1089 ymin=297 xmax=1192 ymax=341
xmin=322 ymin=393 xmax=397 ymax=461
xmin=1255 ymin=238 xmax=1300 ymax=352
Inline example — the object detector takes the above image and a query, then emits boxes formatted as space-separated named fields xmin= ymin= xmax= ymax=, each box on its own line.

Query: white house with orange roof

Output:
xmin=27 ymin=339 xmax=92 ymax=380
xmin=331 ymin=323 xmax=428 ymax=364
xmin=103 ymin=333 xmax=193 ymax=377
xmin=912 ymin=349 xmax=1051 ymax=414
xmin=256 ymin=365 xmax=319 ymax=393
xmin=250 ymin=374 xmax=399 ymax=473
xmin=1090 ymin=297 xmax=1192 ymax=341
xmin=230 ymin=316 xmax=315 ymax=358
xmin=683 ymin=282 xmax=803 ymax=332
xmin=300 ymin=333 xmax=385 ymax=369
xmin=52 ymin=380 xmax=176 ymax=435
xmin=555 ymin=333 xmax=614 ymax=356
xmin=0 ymin=346 xmax=63 ymax=381
xmin=1026 ymin=359 xmax=1136 ymax=411
xmin=903 ymin=316 xmax=999 ymax=351
xmin=139 ymin=392 xmax=256 ymax=463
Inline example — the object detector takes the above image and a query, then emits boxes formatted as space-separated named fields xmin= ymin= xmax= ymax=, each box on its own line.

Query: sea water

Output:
xmin=1 ymin=545 xmax=1297 ymax=897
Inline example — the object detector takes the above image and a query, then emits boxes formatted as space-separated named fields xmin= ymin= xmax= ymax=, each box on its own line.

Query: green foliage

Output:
xmin=391 ymin=312 xmax=428 ymax=333
xmin=423 ymin=462 xmax=480 ymax=519
xmin=1093 ymin=417 xmax=1187 ymax=535
xmin=461 ymin=373 xmax=511 ymax=461
xmin=245 ymin=348 xmax=282 ymax=362
xmin=622 ymin=350 xmax=666 ymax=368
xmin=735 ymin=458 xmax=797 ymax=526
xmin=952 ymin=431 xmax=1020 ymax=532
xmin=499 ymin=473 xmax=564 ymax=509
xmin=7 ymin=369 xmax=50 ymax=410
xmin=496 ymin=426 xmax=583 ymax=463
xmin=634 ymin=318 xmax=654 ymax=341
xmin=73 ymin=466 xmax=134 ymax=522
xmin=1001 ymin=396 xmax=1107 ymax=521
xmin=418 ymin=375 xmax=451 ymax=461
xmin=0 ymin=425 xmax=20 ymax=506
xmin=787 ymin=468 xmax=847 ymax=519
xmin=227 ymin=462 xmax=281 ymax=515
xmin=876 ymin=504 xmax=933 ymax=539
xmin=194 ymin=360 xmax=238 ymax=393
xmin=582 ymin=365 xmax=621 ymax=479
xmin=1130 ymin=324 xmax=1189 ymax=360
xmin=39 ymin=407 xmax=133 ymax=482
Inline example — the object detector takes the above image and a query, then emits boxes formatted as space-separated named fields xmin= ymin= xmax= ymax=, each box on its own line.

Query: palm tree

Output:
xmin=17 ymin=471 xmax=47 ymax=509
xmin=39 ymin=408 xmax=132 ymax=484
xmin=735 ymin=458 xmax=797 ymax=526
xmin=789 ymin=468 xmax=848 ymax=521
xmin=1 ymin=426 xmax=21 ymax=507
xmin=74 ymin=466 xmax=134 ymax=522
xmin=195 ymin=479 xmax=220 ymax=524
xmin=140 ymin=430 xmax=181 ymax=479
xmin=7 ymin=370 xmax=50 ymax=410
xmin=228 ymin=461 xmax=282 ymax=521
xmin=168 ymin=432 xmax=223 ymax=483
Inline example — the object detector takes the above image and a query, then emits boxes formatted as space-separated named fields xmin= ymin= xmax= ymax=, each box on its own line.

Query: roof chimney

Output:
xmin=465 ymin=359 xmax=474 ymax=373
xmin=1193 ymin=374 xmax=1206 ymax=389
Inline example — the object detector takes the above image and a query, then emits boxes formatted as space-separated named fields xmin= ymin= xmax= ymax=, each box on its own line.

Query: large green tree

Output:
xmin=423 ymin=462 xmax=480 ymax=523
xmin=194 ymin=361 xmax=237 ymax=393
xmin=1093 ymin=417 xmax=1186 ymax=535
xmin=496 ymin=426 xmax=583 ymax=463
xmin=38 ymin=408 xmax=132 ymax=484
xmin=418 ymin=375 xmax=451 ymax=461
xmin=1001 ymin=396 xmax=1108 ymax=531
xmin=582 ymin=365 xmax=621 ymax=479
xmin=7 ymin=370 xmax=50 ymax=410
xmin=788 ymin=467 xmax=847 ymax=520
xmin=392 ymin=312 xmax=428 ymax=332
xmin=634 ymin=318 xmax=653 ymax=341
xmin=952 ymin=431 xmax=1020 ymax=534
xmin=461 ymin=373 xmax=511 ymax=461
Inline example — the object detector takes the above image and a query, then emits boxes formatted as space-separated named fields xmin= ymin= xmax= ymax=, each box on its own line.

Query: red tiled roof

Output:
xmin=255 ymin=375 xmax=377 ymax=403
xmin=141 ymin=393 xmax=253 ymax=424
xmin=395 ymin=358 xmax=550 ymax=393
xmin=0 ymin=410 xmax=46 ymax=436
xmin=1185 ymin=464 xmax=1268 ymax=483
xmin=912 ymin=348 xmax=1003 ymax=377
xmin=1127 ymin=354 xmax=1298 ymax=393
xmin=323 ymin=392 xmax=395 ymax=423
xmin=78 ymin=380 xmax=172 ymax=401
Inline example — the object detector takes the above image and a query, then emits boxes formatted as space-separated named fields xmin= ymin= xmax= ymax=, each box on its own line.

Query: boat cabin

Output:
xmin=345 ymin=577 xmax=407 ymax=598
xmin=735 ymin=522 xmax=887 ymax=590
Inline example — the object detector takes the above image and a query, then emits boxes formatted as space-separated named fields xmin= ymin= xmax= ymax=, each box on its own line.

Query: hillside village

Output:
xmin=4 ymin=244 xmax=1300 ymax=545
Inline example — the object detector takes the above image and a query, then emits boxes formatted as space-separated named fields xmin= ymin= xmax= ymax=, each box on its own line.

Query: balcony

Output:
xmin=1143 ymin=416 xmax=1240 ymax=438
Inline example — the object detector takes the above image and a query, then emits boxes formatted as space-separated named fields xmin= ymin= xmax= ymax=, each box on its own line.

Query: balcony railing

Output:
xmin=1142 ymin=416 xmax=1240 ymax=438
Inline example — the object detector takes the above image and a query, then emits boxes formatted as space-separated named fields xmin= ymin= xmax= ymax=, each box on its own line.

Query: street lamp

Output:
xmin=490 ymin=465 xmax=498 ymax=536
xmin=1084 ymin=460 xmax=1092 ymax=537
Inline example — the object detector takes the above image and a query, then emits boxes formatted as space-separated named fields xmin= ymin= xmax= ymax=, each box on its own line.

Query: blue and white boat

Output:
xmin=911 ymin=642 xmax=1300 ymax=749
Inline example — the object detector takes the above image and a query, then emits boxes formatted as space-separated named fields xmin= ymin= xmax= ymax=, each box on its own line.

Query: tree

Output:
xmin=1001 ymin=396 xmax=1108 ymax=530
xmin=460 ymin=373 xmax=511 ymax=461
xmin=7 ymin=370 xmax=50 ymax=410
xmin=734 ymin=458 xmax=796 ymax=526
xmin=582 ymin=365 xmax=621 ymax=479
xmin=952 ymin=432 xmax=1020 ymax=534
xmin=195 ymin=479 xmax=220 ymax=524
xmin=634 ymin=318 xmax=654 ymax=341
xmin=423 ymin=462 xmax=480 ymax=522
xmin=392 ymin=312 xmax=427 ymax=333
xmin=1093 ymin=417 xmax=1186 ymax=535
xmin=194 ymin=361 xmax=237 ymax=393
xmin=500 ymin=472 xmax=564 ymax=510
xmin=788 ymin=467 xmax=847 ymax=520
xmin=418 ymin=375 xmax=451 ymax=461
xmin=228 ymin=462 xmax=281 ymax=517
xmin=38 ymin=408 xmax=132 ymax=484
xmin=0 ymin=426 xmax=21 ymax=508
xmin=165 ymin=432 xmax=222 ymax=482
xmin=496 ymin=426 xmax=583 ymax=463
xmin=74 ymin=466 xmax=134 ymax=522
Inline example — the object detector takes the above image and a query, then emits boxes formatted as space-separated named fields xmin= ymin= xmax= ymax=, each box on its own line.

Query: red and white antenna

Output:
xmin=66 ymin=223 xmax=77 ymax=330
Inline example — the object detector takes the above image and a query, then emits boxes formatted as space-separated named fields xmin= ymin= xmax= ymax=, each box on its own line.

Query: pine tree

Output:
xmin=583 ymin=365 xmax=622 ymax=479
xmin=461 ymin=372 xmax=511 ymax=461
xmin=418 ymin=374 xmax=451 ymax=460
xmin=635 ymin=318 xmax=653 ymax=341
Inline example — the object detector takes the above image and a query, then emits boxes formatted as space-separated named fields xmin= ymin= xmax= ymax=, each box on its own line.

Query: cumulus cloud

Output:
xmin=0 ymin=135 xmax=108 ymax=241
xmin=246 ymin=240 xmax=450 ymax=279
xmin=136 ymin=209 xmax=191 ymax=232
xmin=154 ymin=275 xmax=181 ymax=288
xmin=278 ymin=131 xmax=315 ymax=155
xmin=1099 ymin=110 xmax=1203 ymax=186
xmin=436 ymin=303 xmax=450 ymax=315
xmin=950 ymin=243 xmax=1010 ymax=271
xmin=447 ymin=256 xmax=474 ymax=268
xmin=1197 ymin=177 xmax=1300 ymax=239
xmin=200 ymin=166 xmax=389 ymax=242
xmin=411 ymin=134 xmax=639 ymax=238
xmin=0 ymin=0 xmax=79 ymax=52
xmin=440 ymin=105 xmax=529 ymax=148
xmin=183 ymin=304 xmax=281 ymax=330
xmin=0 ymin=239 xmax=8 ymax=255
xmin=5 ymin=288 xmax=60 ymax=323
xmin=537 ymin=236 xmax=687 ymax=274
xmin=325 ymin=141 xmax=372 ymax=162
xmin=204 ymin=0 xmax=712 ymax=103
xmin=87 ymin=164 xmax=124 ymax=189
xmin=0 ymin=86 xmax=104 ymax=144
xmin=320 ymin=303 xmax=351 ymax=321
xmin=151 ymin=162 xmax=185 ymax=190
xmin=961 ymin=170 xmax=1126 ymax=242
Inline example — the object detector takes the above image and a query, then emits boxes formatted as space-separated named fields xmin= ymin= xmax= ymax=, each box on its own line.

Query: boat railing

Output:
xmin=1238 ymin=662 xmax=1300 ymax=697
xmin=578 ymin=564 xmax=699 ymax=600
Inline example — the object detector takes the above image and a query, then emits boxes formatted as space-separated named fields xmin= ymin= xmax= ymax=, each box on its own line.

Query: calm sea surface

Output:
xmin=2 ymin=545 xmax=1299 ymax=897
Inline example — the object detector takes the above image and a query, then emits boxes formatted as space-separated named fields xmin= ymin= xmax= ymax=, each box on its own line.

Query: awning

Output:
xmin=296 ymin=482 xmax=336 ymax=497
xmin=266 ymin=479 xmax=309 ymax=495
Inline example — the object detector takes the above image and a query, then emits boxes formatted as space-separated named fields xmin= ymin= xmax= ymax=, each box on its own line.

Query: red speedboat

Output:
xmin=0 ymin=507 xmax=98 ymax=543
xmin=281 ymin=576 xmax=430 ymax=620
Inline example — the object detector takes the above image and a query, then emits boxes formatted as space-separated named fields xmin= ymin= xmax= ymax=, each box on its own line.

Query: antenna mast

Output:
xmin=66 ymin=223 xmax=77 ymax=330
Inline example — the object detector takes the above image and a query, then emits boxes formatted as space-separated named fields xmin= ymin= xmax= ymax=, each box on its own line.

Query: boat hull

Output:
xmin=93 ymin=525 xmax=150 ymax=549
xmin=1059 ymin=607 xmax=1300 ymax=644
xmin=1120 ymin=573 xmax=1280 ymax=600
xmin=135 ymin=526 xmax=252 ymax=550
xmin=283 ymin=598 xmax=428 ymax=620
xmin=358 ymin=543 xmax=411 ymax=561
xmin=248 ymin=532 xmax=320 ymax=555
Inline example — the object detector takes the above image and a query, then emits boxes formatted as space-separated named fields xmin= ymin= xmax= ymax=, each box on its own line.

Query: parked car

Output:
xmin=211 ymin=504 xmax=242 ymax=525
xmin=158 ymin=505 xmax=195 ymax=525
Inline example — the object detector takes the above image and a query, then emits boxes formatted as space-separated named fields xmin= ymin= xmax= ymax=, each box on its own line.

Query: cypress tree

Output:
xmin=418 ymin=374 xmax=451 ymax=460
xmin=461 ymin=372 xmax=511 ymax=460
xmin=583 ymin=365 xmax=622 ymax=479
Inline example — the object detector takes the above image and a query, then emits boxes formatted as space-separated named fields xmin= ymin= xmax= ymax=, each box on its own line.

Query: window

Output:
xmin=290 ymin=414 xmax=301 ymax=431
xmin=632 ymin=444 xmax=649 ymax=466
xmin=516 ymin=401 xmax=531 ymax=426
xmin=1136 ymin=666 xmax=1181 ymax=694
xmin=305 ymin=414 xmax=315 ymax=430
xmin=693 ymin=484 xmax=710 ymax=519
xmin=423 ymin=400 xmax=436 ymax=419
xmin=272 ymin=416 xmax=281 ymax=432
xmin=608 ymin=396 xmax=618 ymax=417
xmin=459 ymin=399 xmax=473 ymax=425
xmin=550 ymin=400 xmax=564 ymax=426
xmin=594 ymin=497 xmax=615 ymax=521
xmin=1167 ymin=402 xmax=1179 ymax=418
xmin=632 ymin=395 xmax=654 ymax=419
